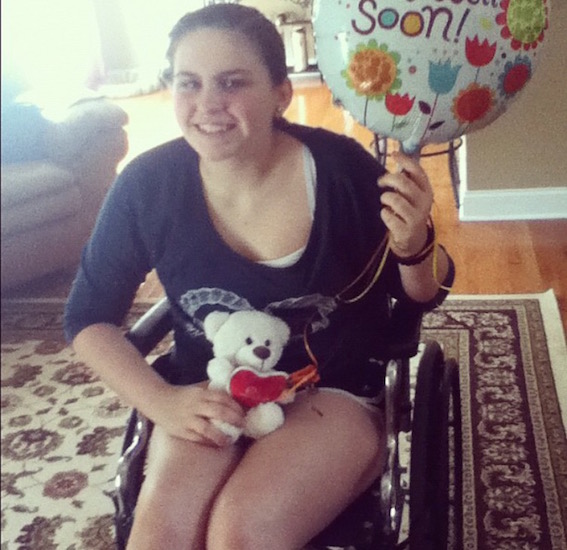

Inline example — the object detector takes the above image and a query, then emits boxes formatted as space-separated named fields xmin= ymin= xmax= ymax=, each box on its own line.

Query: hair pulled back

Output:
xmin=163 ymin=4 xmax=288 ymax=86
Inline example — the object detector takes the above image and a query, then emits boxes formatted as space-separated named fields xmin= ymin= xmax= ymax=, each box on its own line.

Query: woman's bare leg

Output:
xmin=126 ymin=427 xmax=244 ymax=550
xmin=207 ymin=389 xmax=385 ymax=550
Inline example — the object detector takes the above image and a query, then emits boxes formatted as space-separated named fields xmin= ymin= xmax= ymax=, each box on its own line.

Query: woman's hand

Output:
xmin=150 ymin=383 xmax=245 ymax=448
xmin=72 ymin=324 xmax=245 ymax=448
xmin=378 ymin=151 xmax=433 ymax=258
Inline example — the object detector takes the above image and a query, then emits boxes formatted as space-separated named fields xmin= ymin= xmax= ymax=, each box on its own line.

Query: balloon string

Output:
xmin=336 ymin=234 xmax=390 ymax=304
xmin=302 ymin=315 xmax=319 ymax=368
xmin=336 ymin=221 xmax=452 ymax=303
xmin=287 ymin=364 xmax=320 ymax=393
xmin=432 ymin=229 xmax=453 ymax=292
xmin=430 ymin=205 xmax=453 ymax=293
xmin=279 ymin=321 xmax=320 ymax=399
xmin=298 ymin=223 xmax=451 ymax=386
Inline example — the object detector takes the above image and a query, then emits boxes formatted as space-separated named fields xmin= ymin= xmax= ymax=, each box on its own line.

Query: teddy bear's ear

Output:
xmin=274 ymin=317 xmax=291 ymax=346
xmin=203 ymin=311 xmax=231 ymax=341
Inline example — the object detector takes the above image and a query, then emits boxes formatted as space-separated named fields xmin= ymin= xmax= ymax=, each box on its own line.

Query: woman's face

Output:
xmin=171 ymin=28 xmax=291 ymax=163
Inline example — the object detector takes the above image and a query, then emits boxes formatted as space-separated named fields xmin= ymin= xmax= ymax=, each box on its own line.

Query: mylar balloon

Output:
xmin=313 ymin=0 xmax=550 ymax=153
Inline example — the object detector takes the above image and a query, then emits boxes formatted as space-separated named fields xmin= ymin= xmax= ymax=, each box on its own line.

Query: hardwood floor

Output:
xmin=4 ymin=83 xmax=566 ymax=334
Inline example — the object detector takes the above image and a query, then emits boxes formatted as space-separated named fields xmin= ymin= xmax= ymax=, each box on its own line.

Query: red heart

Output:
xmin=229 ymin=367 xmax=289 ymax=408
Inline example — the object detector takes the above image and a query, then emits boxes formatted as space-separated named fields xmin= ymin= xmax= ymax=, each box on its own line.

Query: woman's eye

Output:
xmin=220 ymin=77 xmax=246 ymax=91
xmin=174 ymin=78 xmax=200 ymax=92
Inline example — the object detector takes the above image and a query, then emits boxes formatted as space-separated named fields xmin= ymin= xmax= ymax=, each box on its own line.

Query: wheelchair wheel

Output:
xmin=409 ymin=341 xmax=461 ymax=550
xmin=446 ymin=357 xmax=462 ymax=550
xmin=113 ymin=410 xmax=152 ymax=550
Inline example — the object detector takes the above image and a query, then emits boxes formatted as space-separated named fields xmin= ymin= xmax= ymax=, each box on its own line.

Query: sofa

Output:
xmin=1 ymin=97 xmax=129 ymax=290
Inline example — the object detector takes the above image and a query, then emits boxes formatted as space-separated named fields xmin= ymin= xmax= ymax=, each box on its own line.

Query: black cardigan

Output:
xmin=65 ymin=122 xmax=454 ymax=393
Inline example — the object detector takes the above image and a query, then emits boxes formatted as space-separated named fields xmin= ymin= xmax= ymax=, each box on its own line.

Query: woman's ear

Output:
xmin=275 ymin=78 xmax=293 ymax=115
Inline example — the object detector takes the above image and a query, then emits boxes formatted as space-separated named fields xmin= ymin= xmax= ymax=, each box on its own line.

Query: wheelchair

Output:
xmin=113 ymin=296 xmax=462 ymax=550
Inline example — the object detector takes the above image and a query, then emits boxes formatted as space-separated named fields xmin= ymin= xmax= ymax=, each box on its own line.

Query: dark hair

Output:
xmin=163 ymin=4 xmax=288 ymax=86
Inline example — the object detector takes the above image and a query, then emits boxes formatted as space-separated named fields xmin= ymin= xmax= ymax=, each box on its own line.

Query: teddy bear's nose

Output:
xmin=254 ymin=346 xmax=271 ymax=361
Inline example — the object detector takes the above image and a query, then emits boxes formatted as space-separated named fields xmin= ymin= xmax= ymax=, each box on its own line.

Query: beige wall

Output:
xmin=464 ymin=1 xmax=567 ymax=191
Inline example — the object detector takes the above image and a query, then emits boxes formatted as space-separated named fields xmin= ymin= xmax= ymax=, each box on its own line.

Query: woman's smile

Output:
xmin=194 ymin=123 xmax=236 ymax=135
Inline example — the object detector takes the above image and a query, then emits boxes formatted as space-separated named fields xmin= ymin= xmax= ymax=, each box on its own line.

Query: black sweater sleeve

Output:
xmin=63 ymin=163 xmax=153 ymax=342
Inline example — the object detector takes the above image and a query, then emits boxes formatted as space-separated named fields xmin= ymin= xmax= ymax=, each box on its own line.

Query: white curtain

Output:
xmin=2 ymin=0 xmax=102 ymax=105
xmin=1 ymin=0 xmax=314 ymax=103
xmin=91 ymin=0 xmax=204 ymax=96
xmin=1 ymin=0 xmax=204 ymax=102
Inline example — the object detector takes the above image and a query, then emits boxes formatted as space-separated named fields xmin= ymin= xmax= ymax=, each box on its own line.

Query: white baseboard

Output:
xmin=459 ymin=187 xmax=567 ymax=221
xmin=456 ymin=137 xmax=567 ymax=221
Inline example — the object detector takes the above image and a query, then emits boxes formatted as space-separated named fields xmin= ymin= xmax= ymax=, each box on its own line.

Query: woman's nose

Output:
xmin=196 ymin=85 xmax=224 ymax=113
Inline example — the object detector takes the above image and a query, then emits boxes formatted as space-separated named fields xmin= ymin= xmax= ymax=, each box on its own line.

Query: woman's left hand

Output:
xmin=377 ymin=151 xmax=433 ymax=258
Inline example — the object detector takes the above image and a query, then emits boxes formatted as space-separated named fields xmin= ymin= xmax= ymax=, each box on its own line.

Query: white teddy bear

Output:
xmin=203 ymin=309 xmax=293 ymax=441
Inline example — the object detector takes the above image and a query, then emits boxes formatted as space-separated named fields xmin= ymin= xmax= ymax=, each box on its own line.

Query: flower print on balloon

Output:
xmin=385 ymin=93 xmax=415 ymax=133
xmin=465 ymin=36 xmax=497 ymax=79
xmin=496 ymin=0 xmax=549 ymax=51
xmin=446 ymin=36 xmax=497 ymax=137
xmin=313 ymin=0 xmax=552 ymax=154
xmin=414 ymin=60 xmax=462 ymax=146
xmin=342 ymin=40 xmax=402 ymax=127
xmin=452 ymin=83 xmax=495 ymax=132
xmin=499 ymin=56 xmax=533 ymax=98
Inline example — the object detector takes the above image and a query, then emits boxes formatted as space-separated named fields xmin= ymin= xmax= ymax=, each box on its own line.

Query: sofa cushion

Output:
xmin=1 ymin=162 xmax=76 ymax=207
xmin=0 ymin=103 xmax=50 ymax=164
xmin=2 ymin=186 xmax=82 ymax=237
xmin=1 ymin=162 xmax=81 ymax=236
xmin=1 ymin=215 xmax=88 ymax=289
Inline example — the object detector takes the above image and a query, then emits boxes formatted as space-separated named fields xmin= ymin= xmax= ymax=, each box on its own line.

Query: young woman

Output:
xmin=65 ymin=5 xmax=454 ymax=549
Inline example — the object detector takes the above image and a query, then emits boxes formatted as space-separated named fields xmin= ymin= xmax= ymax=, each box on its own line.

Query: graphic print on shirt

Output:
xmin=178 ymin=287 xmax=338 ymax=342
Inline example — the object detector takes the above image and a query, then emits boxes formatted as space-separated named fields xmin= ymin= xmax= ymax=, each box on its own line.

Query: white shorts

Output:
xmin=316 ymin=387 xmax=384 ymax=414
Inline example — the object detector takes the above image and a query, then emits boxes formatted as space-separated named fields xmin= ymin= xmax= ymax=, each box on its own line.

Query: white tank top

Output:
xmin=258 ymin=145 xmax=316 ymax=268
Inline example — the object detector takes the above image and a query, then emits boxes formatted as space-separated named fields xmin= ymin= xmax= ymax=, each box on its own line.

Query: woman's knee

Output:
xmin=207 ymin=490 xmax=259 ymax=549
xmin=129 ymin=428 xmax=244 ymax=548
xmin=127 ymin=485 xmax=197 ymax=549
xmin=207 ymin=485 xmax=292 ymax=549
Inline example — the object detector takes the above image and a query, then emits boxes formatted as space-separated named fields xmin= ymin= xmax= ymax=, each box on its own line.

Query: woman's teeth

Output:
xmin=197 ymin=124 xmax=232 ymax=134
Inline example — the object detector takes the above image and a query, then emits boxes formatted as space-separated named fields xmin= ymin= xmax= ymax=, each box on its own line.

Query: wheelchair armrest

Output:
xmin=385 ymin=301 xmax=423 ymax=360
xmin=126 ymin=297 xmax=173 ymax=357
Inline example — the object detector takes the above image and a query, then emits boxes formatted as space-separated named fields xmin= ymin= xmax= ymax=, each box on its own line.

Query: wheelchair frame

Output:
xmin=113 ymin=297 xmax=462 ymax=550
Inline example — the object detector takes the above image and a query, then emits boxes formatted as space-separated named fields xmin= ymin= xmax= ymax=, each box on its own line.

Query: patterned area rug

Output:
xmin=1 ymin=292 xmax=566 ymax=549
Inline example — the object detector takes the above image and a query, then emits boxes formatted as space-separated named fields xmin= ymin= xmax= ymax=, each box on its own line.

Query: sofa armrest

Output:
xmin=46 ymin=98 xmax=129 ymax=172
xmin=42 ymin=98 xmax=129 ymax=219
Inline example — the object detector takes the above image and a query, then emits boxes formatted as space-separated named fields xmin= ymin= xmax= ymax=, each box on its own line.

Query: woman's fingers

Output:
xmin=198 ymin=390 xmax=245 ymax=427
xmin=380 ymin=188 xmax=416 ymax=223
xmin=160 ymin=385 xmax=245 ymax=446
xmin=378 ymin=151 xmax=432 ymax=201
xmin=377 ymin=151 xmax=434 ymax=256
xmin=379 ymin=151 xmax=433 ymax=219
xmin=391 ymin=151 xmax=431 ymax=192
xmin=379 ymin=173 xmax=431 ymax=213
xmin=184 ymin=416 xmax=236 ymax=448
